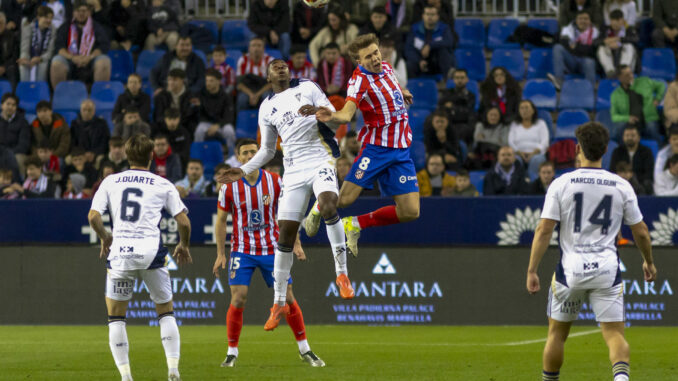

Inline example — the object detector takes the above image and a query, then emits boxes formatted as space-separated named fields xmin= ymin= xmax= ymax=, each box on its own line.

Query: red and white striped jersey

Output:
xmin=236 ymin=53 xmax=274 ymax=78
xmin=217 ymin=169 xmax=281 ymax=255
xmin=346 ymin=61 xmax=412 ymax=149
xmin=288 ymin=60 xmax=317 ymax=81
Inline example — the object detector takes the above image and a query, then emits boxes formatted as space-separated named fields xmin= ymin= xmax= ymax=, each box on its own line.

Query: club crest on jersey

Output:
xmin=262 ymin=194 xmax=271 ymax=205
xmin=355 ymin=170 xmax=364 ymax=179
xmin=230 ymin=270 xmax=236 ymax=279
xmin=295 ymin=93 xmax=301 ymax=102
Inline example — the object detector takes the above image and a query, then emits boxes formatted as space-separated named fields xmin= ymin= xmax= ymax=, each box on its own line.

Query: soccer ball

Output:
xmin=302 ymin=0 xmax=330 ymax=8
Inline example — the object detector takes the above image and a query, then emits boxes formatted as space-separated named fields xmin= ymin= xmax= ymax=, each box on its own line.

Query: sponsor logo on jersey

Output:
xmin=120 ymin=246 xmax=134 ymax=253
xmin=250 ymin=210 xmax=262 ymax=224
xmin=399 ymin=176 xmax=406 ymax=184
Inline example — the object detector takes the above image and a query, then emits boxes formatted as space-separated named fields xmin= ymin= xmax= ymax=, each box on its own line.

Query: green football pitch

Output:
xmin=1 ymin=325 xmax=676 ymax=380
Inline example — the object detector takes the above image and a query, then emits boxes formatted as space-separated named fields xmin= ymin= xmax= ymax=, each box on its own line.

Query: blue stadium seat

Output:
xmin=486 ymin=18 xmax=520 ymax=50
xmin=490 ymin=48 xmax=524 ymax=79
xmin=221 ymin=20 xmax=254 ymax=50
xmin=641 ymin=139 xmax=659 ymax=159
xmin=525 ymin=19 xmax=559 ymax=49
xmin=596 ymin=79 xmax=619 ymax=110
xmin=24 ymin=113 xmax=36 ymax=123
xmin=408 ymin=79 xmax=438 ymax=110
xmin=99 ymin=110 xmax=114 ymax=132
xmin=194 ymin=49 xmax=207 ymax=66
xmin=225 ymin=49 xmax=243 ymax=68
xmin=190 ymin=141 xmax=224 ymax=179
xmin=108 ymin=50 xmax=134 ymax=82
xmin=523 ymin=79 xmax=557 ymax=111
xmin=59 ymin=111 xmax=78 ymax=126
xmin=136 ymin=50 xmax=166 ymax=81
xmin=0 ymin=80 xmax=11 ymax=99
xmin=188 ymin=20 xmax=219 ymax=44
xmin=455 ymin=18 xmax=485 ymax=48
xmin=235 ymin=110 xmax=259 ymax=139
xmin=469 ymin=170 xmax=486 ymax=195
xmin=602 ymin=140 xmax=618 ymax=170
xmin=265 ymin=48 xmax=283 ymax=59
xmin=446 ymin=79 xmax=480 ymax=110
xmin=559 ymin=79 xmax=595 ymax=110
xmin=16 ymin=81 xmax=50 ymax=112
xmin=637 ymin=18 xmax=655 ymax=49
xmin=408 ymin=108 xmax=431 ymax=141
xmin=595 ymin=109 xmax=613 ymax=130
xmin=410 ymin=140 xmax=426 ymax=171
xmin=455 ymin=49 xmax=486 ymax=81
xmin=556 ymin=109 xmax=589 ymax=138
xmin=537 ymin=109 xmax=554 ymax=138
xmin=641 ymin=48 xmax=677 ymax=81
xmin=52 ymin=81 xmax=88 ymax=113
xmin=91 ymin=81 xmax=125 ymax=112
xmin=527 ymin=48 xmax=553 ymax=79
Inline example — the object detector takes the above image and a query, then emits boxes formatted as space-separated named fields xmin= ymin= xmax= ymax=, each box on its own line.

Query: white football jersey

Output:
xmin=240 ymin=79 xmax=338 ymax=174
xmin=91 ymin=170 xmax=187 ymax=271
xmin=541 ymin=168 xmax=643 ymax=289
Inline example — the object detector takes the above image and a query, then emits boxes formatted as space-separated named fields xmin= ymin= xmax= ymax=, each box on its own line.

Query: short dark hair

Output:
xmin=290 ymin=45 xmax=307 ymax=56
xmin=126 ymin=134 xmax=154 ymax=167
xmin=453 ymin=68 xmax=468 ymax=76
xmin=575 ymin=122 xmax=609 ymax=162
xmin=322 ymin=42 xmax=340 ymax=53
xmin=669 ymin=154 xmax=678 ymax=167
xmin=153 ymin=133 xmax=169 ymax=143
xmin=187 ymin=158 xmax=203 ymax=167
xmin=266 ymin=58 xmax=287 ymax=77
xmin=36 ymin=100 xmax=51 ymax=112
xmin=109 ymin=136 xmax=124 ymax=147
xmin=214 ymin=163 xmax=230 ymax=173
xmin=25 ymin=156 xmax=43 ymax=169
xmin=348 ymin=33 xmax=379 ymax=61
xmin=168 ymin=68 xmax=186 ymax=79
xmin=124 ymin=106 xmax=140 ymax=115
xmin=127 ymin=73 xmax=142 ymax=82
xmin=73 ymin=0 xmax=89 ymax=10
xmin=70 ymin=146 xmax=86 ymax=157
xmin=345 ymin=130 xmax=357 ymax=138
xmin=1 ymin=93 xmax=18 ymax=105
xmin=609 ymin=9 xmax=624 ymax=20
xmin=615 ymin=161 xmax=632 ymax=173
xmin=36 ymin=5 xmax=54 ymax=17
xmin=37 ymin=140 xmax=51 ymax=150
xmin=539 ymin=161 xmax=555 ymax=170
xmin=431 ymin=109 xmax=449 ymax=120
xmin=456 ymin=169 xmax=469 ymax=178
xmin=249 ymin=36 xmax=265 ymax=45
xmin=516 ymin=100 xmax=538 ymax=124
xmin=623 ymin=124 xmax=640 ymax=134
xmin=426 ymin=152 xmax=444 ymax=165
xmin=617 ymin=64 xmax=632 ymax=76
xmin=236 ymin=138 xmax=259 ymax=155
xmin=205 ymin=67 xmax=222 ymax=80
xmin=576 ymin=10 xmax=591 ymax=18
xmin=212 ymin=45 xmax=226 ymax=55
xmin=667 ymin=125 xmax=678 ymax=139
xmin=371 ymin=5 xmax=387 ymax=15
xmin=178 ymin=35 xmax=192 ymax=43
xmin=164 ymin=108 xmax=181 ymax=119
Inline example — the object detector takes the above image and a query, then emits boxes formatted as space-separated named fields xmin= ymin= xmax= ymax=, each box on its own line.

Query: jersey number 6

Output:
xmin=121 ymin=188 xmax=143 ymax=222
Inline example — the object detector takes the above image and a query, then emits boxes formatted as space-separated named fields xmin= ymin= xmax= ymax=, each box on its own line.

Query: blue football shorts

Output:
xmin=228 ymin=251 xmax=292 ymax=287
xmin=345 ymin=143 xmax=419 ymax=196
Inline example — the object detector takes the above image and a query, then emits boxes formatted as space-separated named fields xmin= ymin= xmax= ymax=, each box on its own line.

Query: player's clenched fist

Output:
xmin=526 ymin=272 xmax=540 ymax=294
xmin=643 ymin=261 xmax=657 ymax=282
xmin=216 ymin=168 xmax=245 ymax=184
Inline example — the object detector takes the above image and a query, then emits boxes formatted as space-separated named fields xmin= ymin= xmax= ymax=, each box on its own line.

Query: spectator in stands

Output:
xmin=287 ymin=45 xmax=316 ymax=81
xmin=610 ymin=65 xmax=665 ymax=143
xmin=4 ymin=0 xmax=39 ymax=30
xmin=248 ymin=0 xmax=291 ymax=60
xmin=339 ymin=130 xmax=360 ymax=162
xmin=62 ymin=172 xmax=88 ymax=198
xmin=439 ymin=68 xmax=476 ymax=143
xmin=559 ymin=0 xmax=603 ymax=28
xmin=195 ymin=68 xmax=235 ymax=149
xmin=654 ymin=153 xmax=678 ymax=195
xmin=0 ymin=12 xmax=18 ymax=87
xmin=113 ymin=106 xmax=150 ymax=141
xmin=550 ymin=10 xmax=599 ymax=89
xmin=359 ymin=6 xmax=400 ymax=50
xmin=0 ymin=167 xmax=20 ymax=198
xmin=110 ymin=0 xmax=144 ymax=51
xmin=291 ymin=0 xmax=326 ymax=45
xmin=19 ymin=156 xmax=56 ymax=198
xmin=449 ymin=169 xmax=479 ymax=196
xmin=150 ymin=35 xmax=205 ymax=95
xmin=654 ymin=126 xmax=678 ymax=183
xmin=596 ymin=9 xmax=638 ymax=79
xmin=204 ymin=162 xmax=229 ymax=197
xmin=309 ymin=8 xmax=358 ymax=66
xmin=380 ymin=38 xmax=406 ymax=87
xmin=92 ymin=161 xmax=115 ymax=194
xmin=236 ymin=36 xmax=273 ymax=112
xmin=417 ymin=152 xmax=456 ymax=196
xmin=378 ymin=0 xmax=414 ymax=35
xmin=603 ymin=0 xmax=637 ymax=26
xmin=100 ymin=136 xmax=128 ymax=172
xmin=150 ymin=133 xmax=181 ymax=182
xmin=18 ymin=6 xmax=55 ymax=82
xmin=153 ymin=107 xmax=191 ymax=166
xmin=87 ymin=0 xmax=112 ymax=29
xmin=423 ymin=110 xmax=462 ymax=170
xmin=113 ymin=73 xmax=151 ymax=123
xmin=144 ymin=0 xmax=179 ymax=51
xmin=483 ymin=145 xmax=528 ymax=195
xmin=0 ymin=93 xmax=30 ymax=172
xmin=210 ymin=46 xmax=236 ymax=95
xmin=45 ymin=0 xmax=65 ymax=29
xmin=316 ymin=42 xmax=353 ymax=98
xmin=62 ymin=147 xmax=97 ymax=196
xmin=154 ymin=68 xmax=198 ymax=133
xmin=175 ymin=158 xmax=207 ymax=198
xmin=615 ymin=161 xmax=646 ymax=195
xmin=480 ymin=66 xmax=521 ymax=123
xmin=469 ymin=106 xmax=508 ymax=170
xmin=335 ymin=154 xmax=351 ymax=187
xmin=70 ymin=99 xmax=109 ymax=165
xmin=609 ymin=124 xmax=654 ymax=194
xmin=336 ymin=0 xmax=370 ymax=27
xmin=31 ymin=101 xmax=69 ymax=158
xmin=50 ymin=0 xmax=111 ymax=89
xmin=664 ymin=73 xmax=678 ymax=129
xmin=508 ymin=100 xmax=550 ymax=179
xmin=412 ymin=0 xmax=454 ymax=30
xmin=36 ymin=140 xmax=61 ymax=181
xmin=527 ymin=161 xmax=556 ymax=195
xmin=0 ymin=145 xmax=21 ymax=183
xmin=652 ymin=0 xmax=678 ymax=52
xmin=404 ymin=5 xmax=454 ymax=79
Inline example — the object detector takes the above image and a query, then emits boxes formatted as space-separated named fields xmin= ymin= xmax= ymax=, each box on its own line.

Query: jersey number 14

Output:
xmin=573 ymin=193 xmax=612 ymax=234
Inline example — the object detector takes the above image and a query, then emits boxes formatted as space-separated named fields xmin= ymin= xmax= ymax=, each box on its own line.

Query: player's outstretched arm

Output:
xmin=299 ymin=101 xmax=357 ymax=124
xmin=173 ymin=212 xmax=193 ymax=266
xmin=216 ymin=168 xmax=245 ymax=184
xmin=629 ymin=221 xmax=657 ymax=282
xmin=88 ymin=209 xmax=112 ymax=259
xmin=213 ymin=208 xmax=229 ymax=277
xmin=526 ymin=218 xmax=558 ymax=294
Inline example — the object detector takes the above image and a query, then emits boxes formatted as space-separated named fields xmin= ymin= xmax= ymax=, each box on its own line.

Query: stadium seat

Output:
xmin=595 ymin=109 xmax=613 ymax=130
xmin=265 ymin=48 xmax=283 ymax=59
xmin=446 ymin=79 xmax=480 ymax=110
xmin=641 ymin=139 xmax=659 ymax=159
xmin=537 ymin=109 xmax=554 ymax=138
xmin=602 ymin=140 xmax=618 ymax=170
xmin=596 ymin=79 xmax=619 ymax=110
xmin=221 ymin=20 xmax=254 ymax=50
xmin=486 ymin=18 xmax=520 ymax=50
xmin=410 ymin=140 xmax=426 ymax=171
xmin=108 ymin=50 xmax=134 ymax=82
xmin=490 ymin=49 xmax=524 ymax=79
xmin=16 ymin=81 xmax=50 ymax=112
xmin=525 ymin=19 xmax=559 ymax=49
xmin=235 ymin=110 xmax=259 ymax=139
xmin=637 ymin=18 xmax=655 ymax=49
xmin=194 ymin=49 xmax=207 ymax=66
xmin=641 ymin=48 xmax=677 ymax=81
xmin=190 ymin=141 xmax=223 ymax=179
xmin=469 ymin=170 xmax=486 ymax=195
xmin=559 ymin=79 xmax=595 ymax=110
xmin=408 ymin=79 xmax=438 ymax=110
xmin=52 ymin=81 xmax=88 ymax=113
xmin=0 ymin=80 xmax=11 ymax=99
xmin=136 ymin=50 xmax=166 ymax=81
xmin=523 ymin=79 xmax=556 ymax=110
xmin=226 ymin=49 xmax=243 ymax=68
xmin=455 ymin=18 xmax=485 ymax=48
xmin=99 ymin=110 xmax=114 ymax=132
xmin=188 ymin=20 xmax=219 ymax=44
xmin=59 ymin=111 xmax=78 ymax=126
xmin=556 ymin=109 xmax=589 ymax=138
xmin=459 ymin=140 xmax=468 ymax=161
xmin=24 ymin=113 xmax=36 ymax=123
xmin=455 ymin=49 xmax=486 ymax=81
xmin=408 ymin=108 xmax=431 ymax=141
xmin=91 ymin=81 xmax=125 ymax=112
xmin=526 ymin=48 xmax=553 ymax=79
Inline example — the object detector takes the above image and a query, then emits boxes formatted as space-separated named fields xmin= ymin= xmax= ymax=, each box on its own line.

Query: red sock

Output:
xmin=357 ymin=205 xmax=400 ymax=229
xmin=285 ymin=301 xmax=307 ymax=341
xmin=226 ymin=304 xmax=244 ymax=347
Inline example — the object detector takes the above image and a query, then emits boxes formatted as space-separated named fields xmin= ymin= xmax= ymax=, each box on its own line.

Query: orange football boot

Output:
xmin=336 ymin=273 xmax=355 ymax=299
xmin=264 ymin=304 xmax=290 ymax=331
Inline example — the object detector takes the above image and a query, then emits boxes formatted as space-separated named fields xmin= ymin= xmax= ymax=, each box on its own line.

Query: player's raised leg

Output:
xmin=601 ymin=322 xmax=630 ymax=381
xmin=285 ymin=286 xmax=325 ymax=367
xmin=106 ymin=295 xmax=133 ymax=381
xmin=542 ymin=318 xmax=571 ymax=381
xmin=221 ymin=284 xmax=248 ymax=367
xmin=265 ymin=220 xmax=297 ymax=331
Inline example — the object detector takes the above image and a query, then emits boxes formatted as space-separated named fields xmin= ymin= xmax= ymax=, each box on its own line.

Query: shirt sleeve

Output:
xmin=217 ymin=184 xmax=231 ymax=212
xmin=239 ymin=104 xmax=278 ymax=175
xmin=165 ymin=183 xmax=188 ymax=217
xmin=540 ymin=178 xmax=561 ymax=221
xmin=90 ymin=178 xmax=109 ymax=214
xmin=310 ymin=82 xmax=336 ymax=111
xmin=345 ymin=73 xmax=364 ymax=104
xmin=622 ymin=181 xmax=643 ymax=225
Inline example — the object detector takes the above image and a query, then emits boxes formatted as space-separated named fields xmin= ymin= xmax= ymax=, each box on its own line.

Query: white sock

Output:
xmin=159 ymin=314 xmax=180 ymax=370
xmin=297 ymin=339 xmax=311 ymax=354
xmin=227 ymin=346 xmax=238 ymax=356
xmin=325 ymin=215 xmax=347 ymax=275
xmin=108 ymin=320 xmax=130 ymax=377
xmin=274 ymin=246 xmax=294 ymax=305
xmin=614 ymin=375 xmax=629 ymax=381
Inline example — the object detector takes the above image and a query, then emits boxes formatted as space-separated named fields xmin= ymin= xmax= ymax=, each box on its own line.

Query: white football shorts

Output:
xmin=279 ymin=162 xmax=339 ymax=222
xmin=105 ymin=267 xmax=173 ymax=304
xmin=547 ymin=275 xmax=624 ymax=323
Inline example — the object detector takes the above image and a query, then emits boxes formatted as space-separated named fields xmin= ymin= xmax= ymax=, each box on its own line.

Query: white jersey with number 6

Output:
xmin=541 ymin=168 xmax=643 ymax=289
xmin=90 ymin=169 xmax=187 ymax=271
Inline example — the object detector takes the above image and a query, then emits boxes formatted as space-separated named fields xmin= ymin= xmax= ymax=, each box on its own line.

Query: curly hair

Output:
xmin=575 ymin=122 xmax=609 ymax=162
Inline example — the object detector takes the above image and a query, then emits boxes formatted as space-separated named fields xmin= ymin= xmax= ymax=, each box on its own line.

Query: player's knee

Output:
xmin=398 ymin=205 xmax=420 ymax=222
xmin=230 ymin=293 xmax=247 ymax=308
xmin=318 ymin=198 xmax=338 ymax=219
